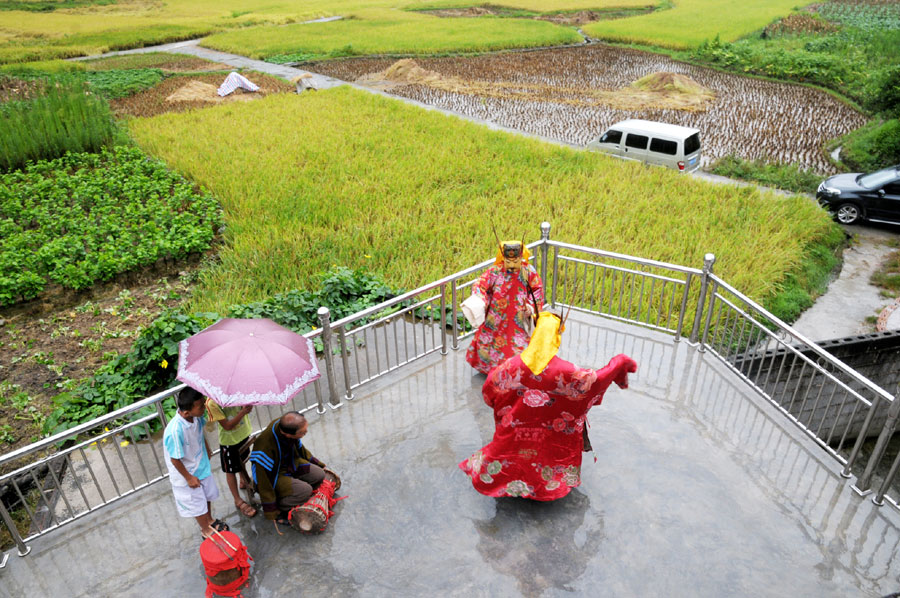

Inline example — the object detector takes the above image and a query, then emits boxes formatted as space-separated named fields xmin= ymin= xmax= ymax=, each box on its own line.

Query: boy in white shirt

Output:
xmin=163 ymin=387 xmax=228 ymax=536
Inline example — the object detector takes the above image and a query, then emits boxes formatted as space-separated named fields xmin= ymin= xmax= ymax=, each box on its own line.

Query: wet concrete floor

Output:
xmin=2 ymin=314 xmax=899 ymax=597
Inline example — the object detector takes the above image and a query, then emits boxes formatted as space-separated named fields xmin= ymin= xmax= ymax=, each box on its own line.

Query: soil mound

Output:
xmin=357 ymin=61 xmax=714 ymax=112
xmin=357 ymin=58 xmax=464 ymax=91
xmin=164 ymin=80 xmax=259 ymax=104
xmin=165 ymin=80 xmax=219 ymax=103
xmin=631 ymin=72 xmax=710 ymax=95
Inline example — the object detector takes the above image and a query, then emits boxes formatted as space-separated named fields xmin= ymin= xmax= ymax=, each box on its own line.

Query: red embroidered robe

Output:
xmin=460 ymin=353 xmax=637 ymax=501
xmin=465 ymin=265 xmax=544 ymax=374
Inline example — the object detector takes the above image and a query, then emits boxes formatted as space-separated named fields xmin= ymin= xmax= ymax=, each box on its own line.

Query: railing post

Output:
xmin=540 ymin=221 xmax=551 ymax=292
xmin=337 ymin=327 xmax=353 ymax=401
xmin=551 ymin=245 xmax=560 ymax=308
xmin=853 ymin=394 xmax=900 ymax=495
xmin=690 ymin=253 xmax=716 ymax=344
xmin=0 ymin=499 xmax=30 ymax=557
xmin=155 ymin=400 xmax=169 ymax=428
xmin=440 ymin=283 xmax=448 ymax=356
xmin=317 ymin=307 xmax=341 ymax=409
xmin=450 ymin=280 xmax=459 ymax=350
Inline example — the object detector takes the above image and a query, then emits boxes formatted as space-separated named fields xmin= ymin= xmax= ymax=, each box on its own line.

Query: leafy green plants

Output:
xmin=0 ymin=145 xmax=223 ymax=305
xmin=229 ymin=266 xmax=400 ymax=332
xmin=0 ymin=78 xmax=116 ymax=171
xmin=43 ymin=266 xmax=399 ymax=435
xmin=710 ymin=155 xmax=825 ymax=194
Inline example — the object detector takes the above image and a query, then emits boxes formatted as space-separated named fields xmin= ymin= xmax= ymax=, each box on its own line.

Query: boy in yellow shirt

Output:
xmin=206 ymin=399 xmax=257 ymax=517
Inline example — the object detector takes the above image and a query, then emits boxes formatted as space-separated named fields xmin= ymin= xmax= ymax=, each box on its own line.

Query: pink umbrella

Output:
xmin=176 ymin=318 xmax=320 ymax=407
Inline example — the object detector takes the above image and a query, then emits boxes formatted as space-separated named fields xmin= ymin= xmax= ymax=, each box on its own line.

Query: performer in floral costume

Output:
xmin=462 ymin=240 xmax=544 ymax=374
xmin=460 ymin=310 xmax=637 ymax=501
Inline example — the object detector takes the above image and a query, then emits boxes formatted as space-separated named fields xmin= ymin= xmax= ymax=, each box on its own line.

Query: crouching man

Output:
xmin=249 ymin=411 xmax=327 ymax=528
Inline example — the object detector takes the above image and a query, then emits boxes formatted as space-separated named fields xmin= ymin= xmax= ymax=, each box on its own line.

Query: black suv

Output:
xmin=816 ymin=165 xmax=900 ymax=225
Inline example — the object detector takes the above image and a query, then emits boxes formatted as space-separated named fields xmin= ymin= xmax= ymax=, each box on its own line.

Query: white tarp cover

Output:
xmin=217 ymin=72 xmax=260 ymax=97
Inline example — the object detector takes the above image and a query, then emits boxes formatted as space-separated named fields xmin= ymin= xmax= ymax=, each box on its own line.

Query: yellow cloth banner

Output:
xmin=520 ymin=312 xmax=563 ymax=375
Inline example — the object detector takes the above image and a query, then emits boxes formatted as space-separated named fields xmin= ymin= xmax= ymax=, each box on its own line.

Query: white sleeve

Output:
xmin=461 ymin=294 xmax=486 ymax=328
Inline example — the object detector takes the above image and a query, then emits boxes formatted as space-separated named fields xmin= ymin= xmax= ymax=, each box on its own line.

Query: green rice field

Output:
xmin=129 ymin=86 xmax=839 ymax=314
xmin=583 ymin=0 xmax=806 ymax=48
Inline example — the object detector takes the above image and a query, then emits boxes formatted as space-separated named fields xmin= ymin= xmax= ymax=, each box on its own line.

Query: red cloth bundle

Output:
xmin=199 ymin=530 xmax=252 ymax=598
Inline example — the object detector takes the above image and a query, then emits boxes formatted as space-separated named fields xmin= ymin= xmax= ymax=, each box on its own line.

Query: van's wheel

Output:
xmin=835 ymin=203 xmax=862 ymax=225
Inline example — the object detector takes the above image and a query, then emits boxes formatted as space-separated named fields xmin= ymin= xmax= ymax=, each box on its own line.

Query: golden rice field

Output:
xmin=201 ymin=9 xmax=582 ymax=60
xmin=128 ymin=86 xmax=839 ymax=315
xmin=0 ymin=0 xmax=801 ymax=64
xmin=312 ymin=45 xmax=866 ymax=174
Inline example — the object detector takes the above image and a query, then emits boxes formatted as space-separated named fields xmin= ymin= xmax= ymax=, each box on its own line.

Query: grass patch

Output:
xmin=763 ymin=226 xmax=846 ymax=322
xmin=202 ymin=10 xmax=582 ymax=61
xmin=80 ymin=52 xmax=226 ymax=72
xmin=0 ymin=78 xmax=115 ymax=171
xmin=129 ymin=86 xmax=841 ymax=323
xmin=583 ymin=0 xmax=801 ymax=48
xmin=709 ymin=155 xmax=825 ymax=195
xmin=871 ymin=239 xmax=900 ymax=294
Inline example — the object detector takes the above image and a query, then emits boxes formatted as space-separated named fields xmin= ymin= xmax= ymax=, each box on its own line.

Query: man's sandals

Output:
xmin=236 ymin=499 xmax=257 ymax=517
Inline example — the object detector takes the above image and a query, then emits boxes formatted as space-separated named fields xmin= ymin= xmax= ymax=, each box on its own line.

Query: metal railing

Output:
xmin=2 ymin=221 xmax=898 ymax=557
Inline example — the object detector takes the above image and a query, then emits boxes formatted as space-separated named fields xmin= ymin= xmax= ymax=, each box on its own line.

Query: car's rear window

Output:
xmin=649 ymin=138 xmax=677 ymax=155
xmin=684 ymin=133 xmax=700 ymax=155
xmin=599 ymin=129 xmax=622 ymax=144
xmin=625 ymin=134 xmax=648 ymax=150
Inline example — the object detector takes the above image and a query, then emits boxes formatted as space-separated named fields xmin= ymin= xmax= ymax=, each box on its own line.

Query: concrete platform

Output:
xmin=2 ymin=314 xmax=899 ymax=597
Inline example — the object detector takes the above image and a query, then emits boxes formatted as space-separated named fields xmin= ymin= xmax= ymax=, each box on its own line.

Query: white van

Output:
xmin=587 ymin=119 xmax=702 ymax=173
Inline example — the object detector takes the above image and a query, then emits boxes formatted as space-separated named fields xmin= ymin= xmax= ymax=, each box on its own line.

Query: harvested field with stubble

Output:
xmin=309 ymin=44 xmax=866 ymax=173
xmin=109 ymin=71 xmax=293 ymax=118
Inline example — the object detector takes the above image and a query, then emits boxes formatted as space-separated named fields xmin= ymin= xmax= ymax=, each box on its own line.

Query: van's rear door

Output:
xmin=683 ymin=132 xmax=701 ymax=172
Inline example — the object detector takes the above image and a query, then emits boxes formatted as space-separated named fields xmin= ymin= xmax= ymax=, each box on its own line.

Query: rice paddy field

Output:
xmin=306 ymin=45 xmax=867 ymax=174
xmin=0 ymin=0 xmax=802 ymax=65
xmin=128 ymin=86 xmax=839 ymax=315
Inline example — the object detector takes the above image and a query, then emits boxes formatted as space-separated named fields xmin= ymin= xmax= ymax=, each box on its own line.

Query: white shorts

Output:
xmin=171 ymin=475 xmax=219 ymax=518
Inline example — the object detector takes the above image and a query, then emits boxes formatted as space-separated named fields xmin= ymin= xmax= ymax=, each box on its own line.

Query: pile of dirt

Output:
xmin=110 ymin=72 xmax=293 ymax=117
xmin=423 ymin=6 xmax=499 ymax=18
xmin=763 ymin=13 xmax=838 ymax=35
xmin=164 ymin=80 xmax=257 ymax=103
xmin=356 ymin=60 xmax=714 ymax=112
xmin=536 ymin=10 xmax=604 ymax=25
xmin=356 ymin=58 xmax=466 ymax=92
xmin=624 ymin=72 xmax=715 ymax=110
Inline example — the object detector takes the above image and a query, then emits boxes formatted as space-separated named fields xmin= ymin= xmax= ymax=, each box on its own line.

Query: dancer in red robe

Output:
xmin=460 ymin=311 xmax=637 ymax=501
xmin=463 ymin=240 xmax=544 ymax=374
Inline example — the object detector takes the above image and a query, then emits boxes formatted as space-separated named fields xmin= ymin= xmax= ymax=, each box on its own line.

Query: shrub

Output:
xmin=840 ymin=119 xmax=900 ymax=172
xmin=43 ymin=267 xmax=401 ymax=435
xmin=709 ymin=155 xmax=825 ymax=194
xmin=0 ymin=80 xmax=115 ymax=172
xmin=868 ymin=66 xmax=900 ymax=119
xmin=228 ymin=266 xmax=401 ymax=333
